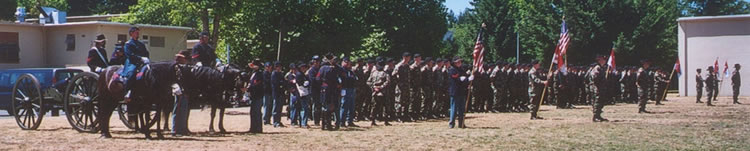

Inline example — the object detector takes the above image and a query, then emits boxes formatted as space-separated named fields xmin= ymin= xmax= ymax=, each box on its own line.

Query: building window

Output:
xmin=117 ymin=34 xmax=127 ymax=44
xmin=0 ymin=32 xmax=20 ymax=63
xmin=150 ymin=36 xmax=165 ymax=48
xmin=65 ymin=34 xmax=75 ymax=51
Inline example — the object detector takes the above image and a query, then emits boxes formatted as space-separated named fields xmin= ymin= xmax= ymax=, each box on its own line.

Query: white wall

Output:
xmin=0 ymin=24 xmax=45 ymax=69
xmin=678 ymin=16 xmax=750 ymax=97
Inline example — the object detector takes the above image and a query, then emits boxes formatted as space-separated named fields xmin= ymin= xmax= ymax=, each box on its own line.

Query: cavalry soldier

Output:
xmin=448 ymin=57 xmax=471 ymax=128
xmin=192 ymin=32 xmax=219 ymax=67
xmin=295 ymin=63 xmax=312 ymax=128
xmin=245 ymin=59 xmax=265 ymax=133
xmin=393 ymin=52 xmax=412 ymax=122
xmin=339 ymin=57 xmax=358 ymax=127
xmin=528 ymin=60 xmax=547 ymax=120
xmin=262 ymin=62 xmax=273 ymax=125
xmin=109 ymin=41 xmax=126 ymax=66
xmin=696 ymin=69 xmax=704 ymax=103
xmin=286 ymin=63 xmax=300 ymax=126
xmin=637 ymin=60 xmax=653 ymax=112
xmin=271 ymin=62 xmax=286 ymax=127
xmin=307 ymin=56 xmax=322 ymax=126
xmin=318 ymin=54 xmax=343 ymax=130
xmin=87 ymin=34 xmax=108 ymax=72
xmin=732 ymin=64 xmax=741 ymax=104
xmin=118 ymin=27 xmax=150 ymax=101
xmin=369 ymin=58 xmax=392 ymax=126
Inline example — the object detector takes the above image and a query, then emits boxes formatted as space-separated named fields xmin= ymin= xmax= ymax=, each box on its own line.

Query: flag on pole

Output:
xmin=473 ymin=28 xmax=485 ymax=73
xmin=552 ymin=19 xmax=570 ymax=74
xmin=724 ymin=60 xmax=730 ymax=78
xmin=674 ymin=58 xmax=681 ymax=77
xmin=607 ymin=48 xmax=616 ymax=69
xmin=714 ymin=58 xmax=719 ymax=73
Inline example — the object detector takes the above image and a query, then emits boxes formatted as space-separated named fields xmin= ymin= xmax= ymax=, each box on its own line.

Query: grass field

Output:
xmin=0 ymin=95 xmax=748 ymax=150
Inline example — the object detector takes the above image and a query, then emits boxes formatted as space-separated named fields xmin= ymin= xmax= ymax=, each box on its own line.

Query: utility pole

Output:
xmin=516 ymin=32 xmax=520 ymax=64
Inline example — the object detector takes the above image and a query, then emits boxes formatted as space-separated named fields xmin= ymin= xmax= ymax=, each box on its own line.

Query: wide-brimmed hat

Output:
xmin=94 ymin=34 xmax=106 ymax=43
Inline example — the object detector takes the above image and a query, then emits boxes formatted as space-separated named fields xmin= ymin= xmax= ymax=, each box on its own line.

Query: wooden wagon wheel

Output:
xmin=118 ymin=102 xmax=159 ymax=131
xmin=11 ymin=74 xmax=44 ymax=130
xmin=63 ymin=72 xmax=100 ymax=133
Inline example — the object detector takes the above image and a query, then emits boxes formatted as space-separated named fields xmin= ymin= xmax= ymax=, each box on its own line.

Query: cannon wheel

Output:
xmin=118 ymin=103 xmax=159 ymax=131
xmin=11 ymin=74 xmax=44 ymax=130
xmin=63 ymin=72 xmax=100 ymax=133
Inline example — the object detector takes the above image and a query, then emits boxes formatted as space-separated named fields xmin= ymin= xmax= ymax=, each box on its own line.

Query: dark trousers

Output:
xmin=449 ymin=96 xmax=466 ymax=127
xmin=733 ymin=85 xmax=740 ymax=103
xmin=696 ymin=87 xmax=703 ymax=102
xmin=397 ymin=85 xmax=411 ymax=118
xmin=371 ymin=95 xmax=392 ymax=124
xmin=311 ymin=92 xmax=321 ymax=125
xmin=249 ymin=95 xmax=263 ymax=133
xmin=707 ymin=87 xmax=714 ymax=105
xmin=263 ymin=94 xmax=273 ymax=123
xmin=321 ymin=89 xmax=340 ymax=128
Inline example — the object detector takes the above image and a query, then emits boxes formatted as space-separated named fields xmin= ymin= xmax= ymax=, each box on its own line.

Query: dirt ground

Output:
xmin=1 ymin=95 xmax=749 ymax=150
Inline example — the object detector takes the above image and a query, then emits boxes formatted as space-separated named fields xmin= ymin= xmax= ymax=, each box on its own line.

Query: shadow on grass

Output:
xmin=111 ymin=136 xmax=228 ymax=142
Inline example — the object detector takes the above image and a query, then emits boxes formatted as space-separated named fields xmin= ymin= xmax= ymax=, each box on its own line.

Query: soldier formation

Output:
xmin=231 ymin=51 xmax=724 ymax=131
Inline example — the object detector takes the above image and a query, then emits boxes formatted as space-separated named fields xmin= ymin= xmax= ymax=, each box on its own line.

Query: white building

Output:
xmin=678 ymin=14 xmax=750 ymax=97
xmin=0 ymin=15 xmax=192 ymax=70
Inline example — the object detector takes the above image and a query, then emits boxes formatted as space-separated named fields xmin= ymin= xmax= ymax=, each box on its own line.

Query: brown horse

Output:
xmin=96 ymin=62 xmax=184 ymax=139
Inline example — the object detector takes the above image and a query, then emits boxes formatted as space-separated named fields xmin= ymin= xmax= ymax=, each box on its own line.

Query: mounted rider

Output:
xmin=116 ymin=26 xmax=150 ymax=100
xmin=192 ymin=32 xmax=220 ymax=67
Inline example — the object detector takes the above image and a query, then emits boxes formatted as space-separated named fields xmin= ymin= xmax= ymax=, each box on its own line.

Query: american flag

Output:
xmin=552 ymin=20 xmax=570 ymax=73
xmin=473 ymin=28 xmax=485 ymax=73
xmin=714 ymin=58 xmax=719 ymax=73
xmin=724 ymin=60 xmax=730 ymax=78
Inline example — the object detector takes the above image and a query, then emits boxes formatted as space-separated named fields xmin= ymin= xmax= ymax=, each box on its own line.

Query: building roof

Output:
xmin=0 ymin=21 xmax=192 ymax=31
xmin=678 ymin=14 xmax=750 ymax=23
xmin=42 ymin=21 xmax=193 ymax=31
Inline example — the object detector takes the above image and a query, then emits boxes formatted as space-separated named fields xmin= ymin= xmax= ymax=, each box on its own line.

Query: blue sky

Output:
xmin=444 ymin=0 xmax=473 ymax=15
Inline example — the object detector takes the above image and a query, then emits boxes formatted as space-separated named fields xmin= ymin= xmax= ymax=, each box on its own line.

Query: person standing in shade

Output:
xmin=732 ymin=64 xmax=741 ymax=104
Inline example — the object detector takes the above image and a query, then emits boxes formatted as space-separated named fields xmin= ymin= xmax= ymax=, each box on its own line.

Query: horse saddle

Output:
xmin=111 ymin=65 xmax=151 ymax=86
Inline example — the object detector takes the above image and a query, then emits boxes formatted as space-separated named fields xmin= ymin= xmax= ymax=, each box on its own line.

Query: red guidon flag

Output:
xmin=674 ymin=58 xmax=681 ymax=77
xmin=607 ymin=48 xmax=616 ymax=69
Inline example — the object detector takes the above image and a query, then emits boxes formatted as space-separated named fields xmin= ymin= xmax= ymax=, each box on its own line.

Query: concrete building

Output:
xmin=0 ymin=16 xmax=192 ymax=70
xmin=678 ymin=14 xmax=750 ymax=97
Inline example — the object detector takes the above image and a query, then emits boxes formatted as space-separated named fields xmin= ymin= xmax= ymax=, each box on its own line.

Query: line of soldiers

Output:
xmin=241 ymin=51 xmax=691 ymax=132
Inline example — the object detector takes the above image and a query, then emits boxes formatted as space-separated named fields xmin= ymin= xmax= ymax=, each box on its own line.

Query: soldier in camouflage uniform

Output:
xmin=695 ymin=68 xmax=704 ymax=103
xmin=705 ymin=66 xmax=717 ymax=106
xmin=732 ymin=64 xmax=741 ymax=104
xmin=355 ymin=59 xmax=374 ymax=121
xmin=528 ymin=60 xmax=547 ymax=120
xmin=393 ymin=52 xmax=412 ymax=122
xmin=592 ymin=55 xmax=610 ymax=122
xmin=421 ymin=58 xmax=436 ymax=118
xmin=637 ymin=60 xmax=653 ymax=113
xmin=409 ymin=54 xmax=424 ymax=119
xmin=369 ymin=58 xmax=392 ymax=126
xmin=654 ymin=69 xmax=668 ymax=105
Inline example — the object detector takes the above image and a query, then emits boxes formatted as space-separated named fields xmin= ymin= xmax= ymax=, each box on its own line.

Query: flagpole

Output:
xmin=466 ymin=23 xmax=486 ymax=114
xmin=659 ymin=65 xmax=676 ymax=103
xmin=536 ymin=58 xmax=556 ymax=114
